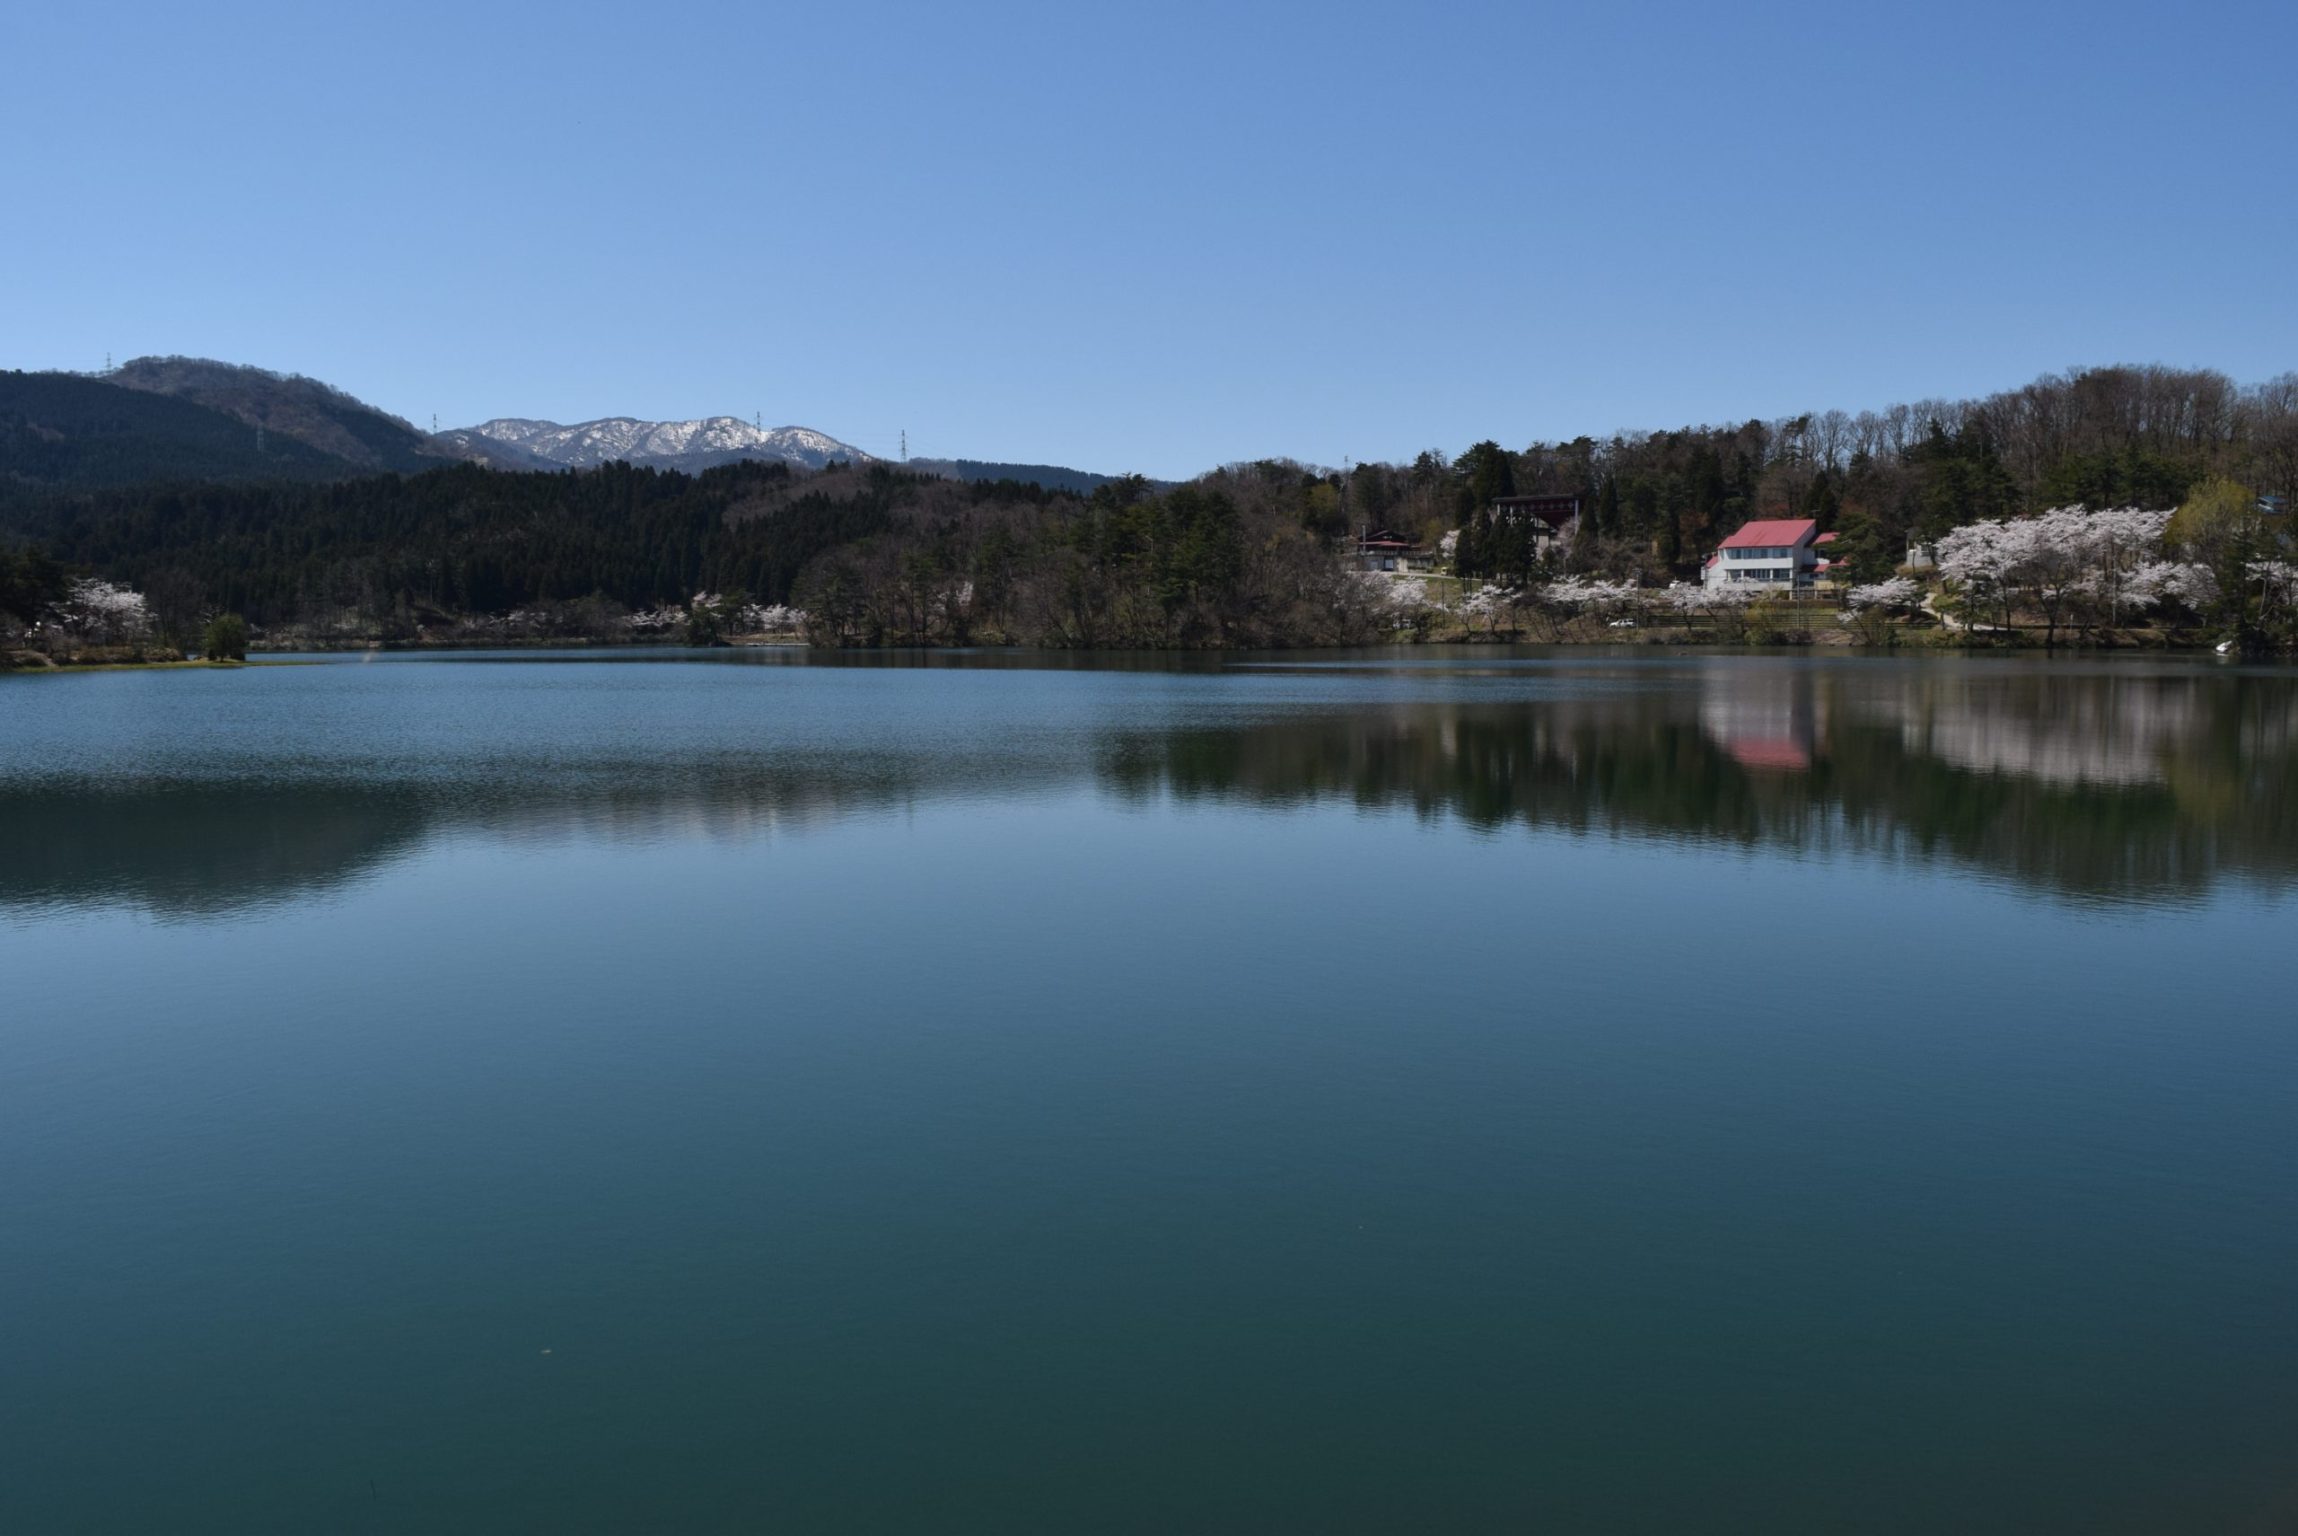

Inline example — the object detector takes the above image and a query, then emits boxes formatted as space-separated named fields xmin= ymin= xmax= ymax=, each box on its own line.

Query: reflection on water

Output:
xmin=4 ymin=650 xmax=2295 ymax=913
xmin=8 ymin=648 xmax=2298 ymax=1536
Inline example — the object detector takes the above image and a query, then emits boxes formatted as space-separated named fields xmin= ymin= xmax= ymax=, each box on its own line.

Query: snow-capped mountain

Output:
xmin=463 ymin=417 xmax=870 ymax=473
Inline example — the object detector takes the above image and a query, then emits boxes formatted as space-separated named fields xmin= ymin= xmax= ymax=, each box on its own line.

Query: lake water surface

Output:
xmin=5 ymin=648 xmax=2297 ymax=1533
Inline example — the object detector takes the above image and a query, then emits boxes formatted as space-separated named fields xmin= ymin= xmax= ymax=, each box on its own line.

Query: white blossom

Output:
xmin=1671 ymin=584 xmax=1756 ymax=612
xmin=2249 ymin=560 xmax=2298 ymax=607
xmin=2120 ymin=561 xmax=2217 ymax=610
xmin=1843 ymin=576 xmax=1921 ymax=611
xmin=735 ymin=602 xmax=807 ymax=632
xmin=1538 ymin=577 xmax=1640 ymax=612
xmin=1935 ymin=506 xmax=2185 ymax=626
xmin=46 ymin=578 xmax=152 ymax=642
xmin=1461 ymin=582 xmax=1518 ymax=620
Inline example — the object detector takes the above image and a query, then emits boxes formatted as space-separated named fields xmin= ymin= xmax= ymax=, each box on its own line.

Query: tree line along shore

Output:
xmin=4 ymin=364 xmax=2294 ymax=659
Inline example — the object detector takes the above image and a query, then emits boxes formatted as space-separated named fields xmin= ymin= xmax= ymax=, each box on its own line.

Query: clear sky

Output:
xmin=5 ymin=0 xmax=2292 ymax=478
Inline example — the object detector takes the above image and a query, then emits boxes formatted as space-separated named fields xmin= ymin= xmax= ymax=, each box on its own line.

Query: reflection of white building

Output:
xmin=1697 ymin=664 xmax=1826 ymax=771
xmin=1702 ymin=519 xmax=1826 ymax=589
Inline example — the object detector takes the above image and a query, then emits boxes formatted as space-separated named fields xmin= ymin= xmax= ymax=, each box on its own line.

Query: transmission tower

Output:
xmin=900 ymin=429 xmax=908 ymax=463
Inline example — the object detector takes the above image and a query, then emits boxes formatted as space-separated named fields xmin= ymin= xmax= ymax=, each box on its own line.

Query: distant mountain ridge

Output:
xmin=422 ymin=429 xmax=557 ymax=471
xmin=462 ymin=416 xmax=871 ymax=473
xmin=3 ymin=355 xmax=1148 ymax=502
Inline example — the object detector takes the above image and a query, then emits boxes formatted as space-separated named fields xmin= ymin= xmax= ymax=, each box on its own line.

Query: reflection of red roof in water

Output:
xmin=1719 ymin=518 xmax=1818 ymax=549
xmin=1726 ymin=737 xmax=1812 ymax=772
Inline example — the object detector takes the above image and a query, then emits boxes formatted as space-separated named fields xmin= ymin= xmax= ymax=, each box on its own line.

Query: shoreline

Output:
xmin=235 ymin=628 xmax=2236 ymax=656
xmin=2 ymin=656 xmax=251 ymax=675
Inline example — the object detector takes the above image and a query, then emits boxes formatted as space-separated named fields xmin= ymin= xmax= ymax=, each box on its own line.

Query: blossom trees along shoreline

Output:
xmin=8 ymin=467 xmax=2291 ymax=653
xmin=1928 ymin=506 xmax=2213 ymax=645
xmin=1402 ymin=494 xmax=2294 ymax=649
xmin=0 ymin=575 xmax=181 ymax=667
xmin=1 ymin=575 xmax=262 ymax=667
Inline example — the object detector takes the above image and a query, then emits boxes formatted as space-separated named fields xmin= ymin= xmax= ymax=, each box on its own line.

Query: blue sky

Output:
xmin=5 ymin=0 xmax=2292 ymax=478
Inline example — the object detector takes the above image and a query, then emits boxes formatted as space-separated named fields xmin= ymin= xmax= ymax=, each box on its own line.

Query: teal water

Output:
xmin=4 ymin=648 xmax=2296 ymax=1533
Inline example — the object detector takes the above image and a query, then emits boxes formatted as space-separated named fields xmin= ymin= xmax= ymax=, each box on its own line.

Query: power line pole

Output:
xmin=900 ymin=429 xmax=907 ymax=463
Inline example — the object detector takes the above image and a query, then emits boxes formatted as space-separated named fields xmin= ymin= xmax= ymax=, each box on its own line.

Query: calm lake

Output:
xmin=4 ymin=647 xmax=2296 ymax=1533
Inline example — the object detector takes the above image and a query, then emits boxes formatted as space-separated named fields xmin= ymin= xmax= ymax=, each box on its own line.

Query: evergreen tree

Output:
xmin=1594 ymin=475 xmax=1621 ymax=540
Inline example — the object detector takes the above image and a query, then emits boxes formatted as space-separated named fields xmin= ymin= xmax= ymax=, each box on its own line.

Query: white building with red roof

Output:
xmin=1702 ymin=517 xmax=1825 ymax=590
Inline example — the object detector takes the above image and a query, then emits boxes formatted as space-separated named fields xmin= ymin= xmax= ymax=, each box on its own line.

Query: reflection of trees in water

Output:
xmin=1104 ymin=667 xmax=2298 ymax=903
xmin=0 ymin=753 xmax=1076 ymax=919
xmin=0 ymin=784 xmax=435 ymax=917
xmin=1860 ymin=673 xmax=2227 ymax=789
xmin=4 ymin=664 xmax=2293 ymax=915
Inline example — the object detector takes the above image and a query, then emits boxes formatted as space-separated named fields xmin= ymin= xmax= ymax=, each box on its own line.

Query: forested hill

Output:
xmin=9 ymin=459 xmax=883 ymax=625
xmin=5 ymin=359 xmax=2292 ymax=650
xmin=105 ymin=356 xmax=450 ymax=472
xmin=1 ymin=371 xmax=358 ymax=489
xmin=907 ymin=458 xmax=1157 ymax=496
xmin=1412 ymin=363 xmax=2296 ymax=585
xmin=3 ymin=459 xmax=1383 ymax=648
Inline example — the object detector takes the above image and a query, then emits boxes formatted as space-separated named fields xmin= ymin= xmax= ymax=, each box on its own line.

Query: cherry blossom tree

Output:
xmin=2249 ymin=560 xmax=2298 ymax=638
xmin=1933 ymin=518 xmax=2021 ymax=630
xmin=1459 ymin=582 xmax=1517 ymax=636
xmin=2251 ymin=560 xmax=2298 ymax=608
xmin=2118 ymin=560 xmax=2218 ymax=615
xmin=1935 ymin=506 xmax=2182 ymax=643
xmin=46 ymin=578 xmax=153 ymax=645
xmin=1842 ymin=577 xmax=1922 ymax=611
xmin=1668 ymin=582 xmax=1756 ymax=640
xmin=1669 ymin=584 xmax=1755 ymax=612
xmin=737 ymin=603 xmax=807 ymax=634
xmin=1541 ymin=577 xmax=1640 ymax=616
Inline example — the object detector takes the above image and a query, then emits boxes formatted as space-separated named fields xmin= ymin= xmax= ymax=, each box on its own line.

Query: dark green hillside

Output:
xmin=7 ymin=459 xmax=901 ymax=625
xmin=4 ymin=457 xmax=1378 ymax=648
xmin=909 ymin=458 xmax=1158 ymax=496
xmin=1 ymin=371 xmax=350 ymax=490
xmin=107 ymin=356 xmax=448 ymax=472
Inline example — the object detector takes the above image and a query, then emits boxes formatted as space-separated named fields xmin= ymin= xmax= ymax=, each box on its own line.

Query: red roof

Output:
xmin=1719 ymin=518 xmax=1818 ymax=550
xmin=1727 ymin=738 xmax=1813 ymax=772
xmin=1814 ymin=531 xmax=1839 ymax=544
